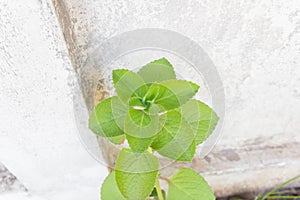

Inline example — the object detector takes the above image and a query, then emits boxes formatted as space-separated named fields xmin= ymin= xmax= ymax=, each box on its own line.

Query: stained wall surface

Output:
xmin=53 ymin=0 xmax=300 ymax=196
xmin=0 ymin=0 xmax=300 ymax=199
xmin=0 ymin=1 xmax=107 ymax=200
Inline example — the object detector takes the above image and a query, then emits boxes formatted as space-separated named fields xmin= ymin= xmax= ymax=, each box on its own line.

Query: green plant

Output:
xmin=255 ymin=174 xmax=300 ymax=200
xmin=89 ymin=58 xmax=219 ymax=200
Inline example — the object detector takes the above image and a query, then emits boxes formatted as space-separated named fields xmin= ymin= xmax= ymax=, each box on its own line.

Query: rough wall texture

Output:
xmin=54 ymin=0 xmax=300 ymax=142
xmin=0 ymin=1 xmax=107 ymax=199
xmin=52 ymin=0 xmax=300 ymax=197
xmin=0 ymin=0 xmax=300 ymax=199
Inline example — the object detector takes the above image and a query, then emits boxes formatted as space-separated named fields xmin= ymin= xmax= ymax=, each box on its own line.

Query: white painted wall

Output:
xmin=0 ymin=1 xmax=107 ymax=199
xmin=59 ymin=0 xmax=300 ymax=144
xmin=53 ymin=0 xmax=300 ymax=195
xmin=0 ymin=0 xmax=300 ymax=199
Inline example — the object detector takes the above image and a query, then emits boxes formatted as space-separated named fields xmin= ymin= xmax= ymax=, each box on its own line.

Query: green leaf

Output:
xmin=101 ymin=172 xmax=126 ymax=200
xmin=151 ymin=110 xmax=181 ymax=150
xmin=180 ymin=99 xmax=219 ymax=145
xmin=145 ymin=80 xmax=199 ymax=110
xmin=88 ymin=96 xmax=127 ymax=144
xmin=126 ymin=134 xmax=155 ymax=153
xmin=150 ymin=57 xmax=173 ymax=67
xmin=106 ymin=135 xmax=125 ymax=145
xmin=177 ymin=140 xmax=196 ymax=161
xmin=115 ymin=149 xmax=159 ymax=200
xmin=128 ymin=96 xmax=145 ymax=108
xmin=112 ymin=69 xmax=148 ymax=103
xmin=167 ymin=168 xmax=215 ymax=200
xmin=151 ymin=110 xmax=196 ymax=161
xmin=125 ymin=103 xmax=166 ymax=152
xmin=124 ymin=104 xmax=163 ymax=143
xmin=124 ymin=105 xmax=164 ymax=152
xmin=138 ymin=57 xmax=176 ymax=83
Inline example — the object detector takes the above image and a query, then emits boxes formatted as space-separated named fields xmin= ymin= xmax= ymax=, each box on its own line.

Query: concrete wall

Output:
xmin=1 ymin=0 xmax=300 ymax=199
xmin=53 ymin=0 xmax=300 ymax=196
xmin=0 ymin=1 xmax=107 ymax=199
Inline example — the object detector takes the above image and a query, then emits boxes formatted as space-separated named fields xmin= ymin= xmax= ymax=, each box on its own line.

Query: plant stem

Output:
xmin=147 ymin=147 xmax=153 ymax=153
xmin=266 ymin=196 xmax=300 ymax=199
xmin=148 ymin=147 xmax=164 ymax=200
xmin=261 ymin=174 xmax=300 ymax=200
xmin=155 ymin=178 xmax=164 ymax=200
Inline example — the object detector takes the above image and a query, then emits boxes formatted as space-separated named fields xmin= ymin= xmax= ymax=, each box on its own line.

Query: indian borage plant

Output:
xmin=89 ymin=58 xmax=219 ymax=200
